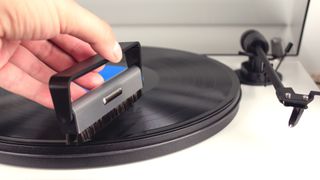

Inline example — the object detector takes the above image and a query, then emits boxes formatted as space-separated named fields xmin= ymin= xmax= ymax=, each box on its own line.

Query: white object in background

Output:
xmin=299 ymin=0 xmax=320 ymax=75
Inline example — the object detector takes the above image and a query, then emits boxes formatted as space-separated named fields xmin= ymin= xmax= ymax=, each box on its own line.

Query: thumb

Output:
xmin=56 ymin=1 xmax=122 ymax=63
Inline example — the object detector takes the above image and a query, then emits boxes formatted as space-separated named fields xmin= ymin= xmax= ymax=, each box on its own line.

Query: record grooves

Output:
xmin=0 ymin=47 xmax=241 ymax=168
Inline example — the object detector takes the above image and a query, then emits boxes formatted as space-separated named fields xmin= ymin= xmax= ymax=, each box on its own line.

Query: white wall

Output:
xmin=299 ymin=0 xmax=320 ymax=75
xmin=78 ymin=0 xmax=307 ymax=55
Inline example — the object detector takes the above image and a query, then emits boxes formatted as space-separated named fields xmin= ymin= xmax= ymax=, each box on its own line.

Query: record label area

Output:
xmin=0 ymin=47 xmax=241 ymax=168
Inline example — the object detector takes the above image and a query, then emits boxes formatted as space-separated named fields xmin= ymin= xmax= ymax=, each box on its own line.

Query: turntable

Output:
xmin=1 ymin=0 xmax=320 ymax=179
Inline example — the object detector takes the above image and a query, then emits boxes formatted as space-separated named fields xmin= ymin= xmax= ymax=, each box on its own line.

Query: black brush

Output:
xmin=49 ymin=42 xmax=143 ymax=145
xmin=75 ymin=90 xmax=142 ymax=143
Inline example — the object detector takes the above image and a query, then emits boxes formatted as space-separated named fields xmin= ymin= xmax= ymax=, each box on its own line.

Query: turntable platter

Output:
xmin=0 ymin=47 xmax=241 ymax=168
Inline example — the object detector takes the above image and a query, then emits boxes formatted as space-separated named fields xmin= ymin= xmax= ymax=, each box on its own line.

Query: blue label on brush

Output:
xmin=99 ymin=65 xmax=127 ymax=81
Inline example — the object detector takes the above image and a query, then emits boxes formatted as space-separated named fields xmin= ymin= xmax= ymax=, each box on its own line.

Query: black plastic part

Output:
xmin=235 ymin=60 xmax=282 ymax=86
xmin=240 ymin=29 xmax=269 ymax=54
xmin=49 ymin=42 xmax=141 ymax=135
xmin=285 ymin=43 xmax=294 ymax=54
xmin=289 ymin=107 xmax=304 ymax=127
xmin=0 ymin=46 xmax=241 ymax=168
xmin=237 ymin=30 xmax=283 ymax=85
xmin=275 ymin=42 xmax=294 ymax=72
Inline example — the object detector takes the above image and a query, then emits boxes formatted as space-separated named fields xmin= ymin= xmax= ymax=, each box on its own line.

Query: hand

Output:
xmin=0 ymin=0 xmax=122 ymax=108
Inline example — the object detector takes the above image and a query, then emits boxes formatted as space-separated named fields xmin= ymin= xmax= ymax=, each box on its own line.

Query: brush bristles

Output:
xmin=75 ymin=90 xmax=141 ymax=143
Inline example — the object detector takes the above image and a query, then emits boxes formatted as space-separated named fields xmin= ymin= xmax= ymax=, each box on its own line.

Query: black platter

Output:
xmin=0 ymin=47 xmax=241 ymax=168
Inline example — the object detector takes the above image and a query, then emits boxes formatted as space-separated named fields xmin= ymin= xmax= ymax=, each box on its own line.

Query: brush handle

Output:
xmin=49 ymin=42 xmax=141 ymax=134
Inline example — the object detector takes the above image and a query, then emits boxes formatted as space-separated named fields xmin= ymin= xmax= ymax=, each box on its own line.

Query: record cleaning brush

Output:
xmin=49 ymin=42 xmax=143 ymax=144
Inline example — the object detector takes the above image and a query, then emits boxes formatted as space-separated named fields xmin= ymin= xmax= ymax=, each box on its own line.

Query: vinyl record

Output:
xmin=0 ymin=47 xmax=241 ymax=168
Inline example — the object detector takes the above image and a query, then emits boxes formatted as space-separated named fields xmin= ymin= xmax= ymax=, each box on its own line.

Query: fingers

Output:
xmin=7 ymin=45 xmax=87 ymax=106
xmin=50 ymin=34 xmax=104 ymax=72
xmin=22 ymin=40 xmax=74 ymax=71
xmin=9 ymin=45 xmax=54 ymax=83
xmin=0 ymin=62 xmax=87 ymax=109
xmin=0 ymin=62 xmax=54 ymax=108
xmin=56 ymin=0 xmax=122 ymax=62
xmin=0 ymin=39 xmax=20 ymax=68
xmin=22 ymin=40 xmax=104 ymax=89
xmin=51 ymin=34 xmax=96 ymax=61
xmin=1 ymin=0 xmax=122 ymax=62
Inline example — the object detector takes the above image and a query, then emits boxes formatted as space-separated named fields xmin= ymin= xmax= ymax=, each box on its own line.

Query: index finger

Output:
xmin=55 ymin=1 xmax=122 ymax=63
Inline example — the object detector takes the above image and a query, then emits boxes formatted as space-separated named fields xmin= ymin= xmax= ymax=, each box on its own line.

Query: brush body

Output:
xmin=49 ymin=42 xmax=142 ymax=144
xmin=73 ymin=67 xmax=142 ymax=143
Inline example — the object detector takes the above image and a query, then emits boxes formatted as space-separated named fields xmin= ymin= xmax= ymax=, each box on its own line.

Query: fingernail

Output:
xmin=112 ymin=42 xmax=122 ymax=63
xmin=93 ymin=74 xmax=104 ymax=85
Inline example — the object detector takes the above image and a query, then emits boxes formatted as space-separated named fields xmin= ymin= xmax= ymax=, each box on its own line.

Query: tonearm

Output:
xmin=237 ymin=30 xmax=320 ymax=127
